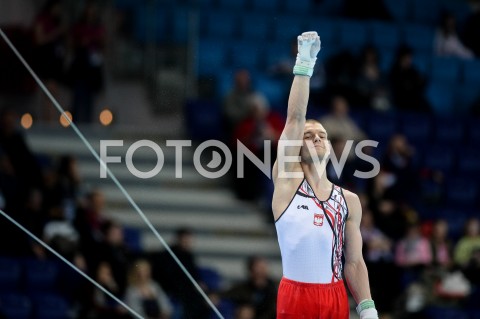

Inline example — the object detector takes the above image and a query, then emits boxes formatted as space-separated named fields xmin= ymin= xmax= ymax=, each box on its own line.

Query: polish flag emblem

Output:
xmin=314 ymin=214 xmax=324 ymax=226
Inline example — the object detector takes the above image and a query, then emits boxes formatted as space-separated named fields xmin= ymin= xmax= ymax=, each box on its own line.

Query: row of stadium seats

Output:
xmin=0 ymin=292 xmax=70 ymax=319
xmin=0 ymin=258 xmax=79 ymax=294
xmin=116 ymin=0 xmax=470 ymax=26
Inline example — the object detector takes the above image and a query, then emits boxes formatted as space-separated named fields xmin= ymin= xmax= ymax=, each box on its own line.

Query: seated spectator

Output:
xmin=454 ymin=218 xmax=480 ymax=267
xmin=361 ymin=210 xmax=394 ymax=263
xmin=97 ymin=220 xmax=130 ymax=295
xmin=325 ymin=138 xmax=357 ymax=188
xmin=355 ymin=46 xmax=391 ymax=111
xmin=125 ymin=259 xmax=173 ymax=319
xmin=223 ymin=70 xmax=265 ymax=138
xmin=463 ymin=3 xmax=480 ymax=57
xmin=222 ymin=256 xmax=277 ymax=319
xmin=233 ymin=94 xmax=283 ymax=202
xmin=151 ymin=228 xmax=209 ymax=319
xmin=319 ymin=95 xmax=367 ymax=142
xmin=380 ymin=134 xmax=418 ymax=202
xmin=56 ymin=155 xmax=81 ymax=221
xmin=92 ymin=261 xmax=129 ymax=319
xmin=389 ymin=46 xmax=430 ymax=112
xmin=395 ymin=223 xmax=432 ymax=290
xmin=395 ymin=222 xmax=432 ymax=268
xmin=235 ymin=304 xmax=256 ymax=319
xmin=435 ymin=13 xmax=474 ymax=59
xmin=0 ymin=108 xmax=42 ymax=191
xmin=429 ymin=219 xmax=452 ymax=269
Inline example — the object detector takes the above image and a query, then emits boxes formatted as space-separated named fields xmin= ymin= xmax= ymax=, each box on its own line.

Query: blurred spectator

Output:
xmin=125 ymin=259 xmax=173 ymax=319
xmin=68 ymin=1 xmax=105 ymax=123
xmin=325 ymin=50 xmax=358 ymax=102
xmin=56 ymin=155 xmax=81 ymax=221
xmin=74 ymin=189 xmax=109 ymax=264
xmin=233 ymin=94 xmax=283 ymax=202
xmin=97 ymin=220 xmax=130 ymax=295
xmin=325 ymin=138 xmax=357 ymax=187
xmin=454 ymin=218 xmax=480 ymax=267
xmin=380 ymin=134 xmax=418 ymax=202
xmin=463 ymin=3 xmax=480 ymax=57
xmin=223 ymin=70 xmax=259 ymax=137
xmin=355 ymin=46 xmax=391 ymax=111
xmin=319 ymin=95 xmax=367 ymax=142
xmin=360 ymin=209 xmax=397 ymax=314
xmin=434 ymin=13 xmax=474 ymax=59
xmin=234 ymin=304 xmax=256 ymax=319
xmin=32 ymin=0 xmax=67 ymax=123
xmin=91 ymin=261 xmax=130 ymax=319
xmin=429 ymin=219 xmax=452 ymax=269
xmin=152 ymin=228 xmax=209 ymax=319
xmin=0 ymin=108 xmax=43 ymax=193
xmin=389 ymin=46 xmax=430 ymax=112
xmin=395 ymin=222 xmax=432 ymax=268
xmin=222 ymin=256 xmax=277 ymax=319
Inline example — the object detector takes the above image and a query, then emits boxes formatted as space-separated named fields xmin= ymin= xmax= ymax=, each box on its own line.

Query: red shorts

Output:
xmin=276 ymin=277 xmax=349 ymax=319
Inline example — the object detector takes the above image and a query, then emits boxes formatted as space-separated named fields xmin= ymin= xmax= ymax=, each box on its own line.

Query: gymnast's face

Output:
xmin=301 ymin=121 xmax=330 ymax=162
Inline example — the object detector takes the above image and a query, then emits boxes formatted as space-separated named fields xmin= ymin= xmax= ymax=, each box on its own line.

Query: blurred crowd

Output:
xmin=0 ymin=0 xmax=105 ymax=124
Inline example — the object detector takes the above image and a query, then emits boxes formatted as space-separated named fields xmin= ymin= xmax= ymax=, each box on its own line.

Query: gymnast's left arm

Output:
xmin=343 ymin=191 xmax=379 ymax=319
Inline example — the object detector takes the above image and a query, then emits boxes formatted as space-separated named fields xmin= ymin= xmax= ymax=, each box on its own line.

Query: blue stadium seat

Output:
xmin=411 ymin=0 xmax=441 ymax=25
xmin=383 ymin=0 xmax=409 ymax=21
xmin=123 ymin=226 xmax=142 ymax=252
xmin=431 ymin=57 xmax=461 ymax=84
xmin=446 ymin=177 xmax=478 ymax=208
xmin=251 ymin=0 xmax=280 ymax=12
xmin=463 ymin=60 xmax=480 ymax=84
xmin=305 ymin=18 xmax=337 ymax=47
xmin=273 ymin=15 xmax=305 ymax=42
xmin=338 ymin=20 xmax=368 ymax=51
xmin=455 ymin=84 xmax=479 ymax=115
xmin=434 ymin=117 xmax=464 ymax=144
xmin=203 ymin=11 xmax=238 ymax=39
xmin=185 ymin=100 xmax=223 ymax=142
xmin=134 ymin=4 xmax=168 ymax=44
xmin=198 ymin=266 xmax=221 ymax=292
xmin=240 ymin=13 xmax=271 ymax=41
xmin=370 ymin=21 xmax=401 ymax=50
xmin=458 ymin=148 xmax=480 ymax=175
xmin=437 ymin=209 xmax=468 ymax=240
xmin=24 ymin=259 xmax=59 ymax=292
xmin=440 ymin=0 xmax=471 ymax=26
xmin=426 ymin=81 xmax=456 ymax=115
xmin=468 ymin=119 xmax=480 ymax=144
xmin=264 ymin=41 xmax=291 ymax=70
xmin=0 ymin=257 xmax=21 ymax=292
xmin=422 ymin=145 xmax=454 ymax=172
xmin=402 ymin=24 xmax=435 ymax=53
xmin=0 ymin=293 xmax=32 ymax=319
xmin=365 ymin=113 xmax=398 ymax=142
xmin=230 ymin=42 xmax=263 ymax=69
xmin=196 ymin=40 xmax=229 ymax=76
xmin=377 ymin=48 xmax=395 ymax=73
xmin=172 ymin=7 xmax=189 ymax=43
xmin=217 ymin=0 xmax=246 ymax=10
xmin=399 ymin=113 xmax=432 ymax=145
xmin=412 ymin=52 xmax=431 ymax=76
xmin=32 ymin=294 xmax=70 ymax=319
xmin=254 ymin=75 xmax=286 ymax=107
xmin=283 ymin=0 xmax=311 ymax=14
xmin=425 ymin=307 xmax=469 ymax=319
